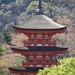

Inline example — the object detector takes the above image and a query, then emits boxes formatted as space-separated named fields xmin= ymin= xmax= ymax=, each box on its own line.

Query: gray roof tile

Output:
xmin=14 ymin=15 xmax=66 ymax=30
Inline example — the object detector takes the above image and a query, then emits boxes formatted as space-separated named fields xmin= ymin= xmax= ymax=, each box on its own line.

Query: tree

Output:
xmin=52 ymin=32 xmax=75 ymax=57
xmin=0 ymin=54 xmax=26 ymax=75
xmin=20 ymin=1 xmax=37 ymax=20
xmin=0 ymin=0 xmax=15 ymax=4
xmin=37 ymin=57 xmax=75 ymax=75
xmin=0 ymin=30 xmax=11 ymax=47
xmin=11 ymin=33 xmax=28 ymax=46
xmin=47 ymin=0 xmax=56 ymax=18
xmin=3 ymin=31 xmax=11 ymax=44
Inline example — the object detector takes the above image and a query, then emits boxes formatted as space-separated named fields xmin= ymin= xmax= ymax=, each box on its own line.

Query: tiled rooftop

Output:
xmin=13 ymin=15 xmax=66 ymax=30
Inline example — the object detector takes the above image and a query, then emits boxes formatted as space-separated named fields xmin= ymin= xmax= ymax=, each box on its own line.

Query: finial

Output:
xmin=38 ymin=0 xmax=42 ymax=10
xmin=36 ymin=0 xmax=44 ymax=15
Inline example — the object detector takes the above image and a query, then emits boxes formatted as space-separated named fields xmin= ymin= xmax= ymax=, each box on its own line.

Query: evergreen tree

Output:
xmin=0 ymin=30 xmax=11 ymax=47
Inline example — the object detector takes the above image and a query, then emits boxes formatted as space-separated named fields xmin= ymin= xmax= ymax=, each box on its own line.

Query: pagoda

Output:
xmin=9 ymin=0 xmax=68 ymax=75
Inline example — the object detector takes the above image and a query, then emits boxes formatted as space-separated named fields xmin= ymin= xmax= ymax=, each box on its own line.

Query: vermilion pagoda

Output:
xmin=9 ymin=0 xmax=68 ymax=75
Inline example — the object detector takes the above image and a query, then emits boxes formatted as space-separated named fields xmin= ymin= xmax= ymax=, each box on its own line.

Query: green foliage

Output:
xmin=0 ymin=66 xmax=11 ymax=75
xmin=0 ymin=54 xmax=26 ymax=75
xmin=37 ymin=57 xmax=75 ymax=75
xmin=21 ymin=1 xmax=37 ymax=20
xmin=0 ymin=48 xmax=6 ymax=52
xmin=0 ymin=48 xmax=6 ymax=56
xmin=11 ymin=54 xmax=26 ymax=68
xmin=0 ymin=30 xmax=11 ymax=45
xmin=3 ymin=31 xmax=11 ymax=44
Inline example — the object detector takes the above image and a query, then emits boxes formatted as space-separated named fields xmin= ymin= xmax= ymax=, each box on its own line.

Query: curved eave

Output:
xmin=11 ymin=46 xmax=68 ymax=52
xmin=9 ymin=67 xmax=43 ymax=72
xmin=12 ymin=25 xmax=67 ymax=30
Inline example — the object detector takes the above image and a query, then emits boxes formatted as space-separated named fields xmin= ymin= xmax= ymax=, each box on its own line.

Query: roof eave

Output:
xmin=11 ymin=46 xmax=68 ymax=51
xmin=9 ymin=67 xmax=43 ymax=72
xmin=12 ymin=25 xmax=67 ymax=30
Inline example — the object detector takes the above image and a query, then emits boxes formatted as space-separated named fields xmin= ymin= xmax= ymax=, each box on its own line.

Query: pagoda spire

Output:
xmin=36 ymin=0 xmax=44 ymax=14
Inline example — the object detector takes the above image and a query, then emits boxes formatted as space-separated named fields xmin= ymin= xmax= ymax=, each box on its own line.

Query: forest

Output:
xmin=0 ymin=0 xmax=75 ymax=31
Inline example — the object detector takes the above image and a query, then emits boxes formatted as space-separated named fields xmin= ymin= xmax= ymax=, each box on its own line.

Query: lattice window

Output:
xmin=45 ymin=39 xmax=48 ymax=42
xmin=46 ymin=60 xmax=49 ymax=63
xmin=30 ymin=60 xmax=33 ymax=63
xmin=30 ymin=39 xmax=34 ymax=42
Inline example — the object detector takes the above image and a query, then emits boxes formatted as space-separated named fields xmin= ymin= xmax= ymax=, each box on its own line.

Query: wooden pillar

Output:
xmin=42 ymin=53 xmax=45 ymax=67
xmin=42 ymin=33 xmax=45 ymax=46
xmin=34 ymin=33 xmax=37 ymax=46
xmin=33 ymin=53 xmax=36 ymax=67
xmin=26 ymin=54 xmax=30 ymax=67
xmin=28 ymin=33 xmax=31 ymax=46
xmin=48 ymin=33 xmax=51 ymax=46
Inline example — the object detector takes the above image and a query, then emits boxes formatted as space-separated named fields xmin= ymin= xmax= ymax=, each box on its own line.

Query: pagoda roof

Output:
xmin=13 ymin=15 xmax=66 ymax=30
xmin=9 ymin=67 xmax=43 ymax=72
xmin=11 ymin=46 xmax=68 ymax=51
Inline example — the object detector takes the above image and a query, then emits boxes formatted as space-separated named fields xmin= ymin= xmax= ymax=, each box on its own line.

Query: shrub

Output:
xmin=37 ymin=57 xmax=75 ymax=75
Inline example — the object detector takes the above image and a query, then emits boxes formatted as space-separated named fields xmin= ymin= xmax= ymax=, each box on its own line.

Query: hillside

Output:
xmin=0 ymin=0 xmax=75 ymax=31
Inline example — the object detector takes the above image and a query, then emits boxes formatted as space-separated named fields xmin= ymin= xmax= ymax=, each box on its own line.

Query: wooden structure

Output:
xmin=12 ymin=14 xmax=66 ymax=46
xmin=11 ymin=46 xmax=67 ymax=67
xmin=9 ymin=46 xmax=67 ymax=75
xmin=9 ymin=0 xmax=68 ymax=75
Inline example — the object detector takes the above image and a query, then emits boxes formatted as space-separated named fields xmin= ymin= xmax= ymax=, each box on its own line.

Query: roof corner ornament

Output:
xmin=36 ymin=0 xmax=44 ymax=15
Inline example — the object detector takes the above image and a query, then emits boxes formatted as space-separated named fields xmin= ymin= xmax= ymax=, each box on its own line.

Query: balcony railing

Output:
xmin=22 ymin=63 xmax=53 ymax=67
xmin=25 ymin=41 xmax=56 ymax=46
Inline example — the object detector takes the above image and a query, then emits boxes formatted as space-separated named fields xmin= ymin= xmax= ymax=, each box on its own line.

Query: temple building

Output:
xmin=9 ymin=0 xmax=68 ymax=75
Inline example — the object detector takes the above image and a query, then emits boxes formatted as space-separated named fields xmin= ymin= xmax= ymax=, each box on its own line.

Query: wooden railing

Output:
xmin=25 ymin=41 xmax=56 ymax=46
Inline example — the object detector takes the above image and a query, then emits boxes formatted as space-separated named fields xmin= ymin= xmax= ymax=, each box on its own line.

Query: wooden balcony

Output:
xmin=25 ymin=41 xmax=56 ymax=46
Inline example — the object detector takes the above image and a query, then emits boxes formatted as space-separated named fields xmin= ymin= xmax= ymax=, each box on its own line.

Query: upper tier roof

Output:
xmin=13 ymin=14 xmax=66 ymax=30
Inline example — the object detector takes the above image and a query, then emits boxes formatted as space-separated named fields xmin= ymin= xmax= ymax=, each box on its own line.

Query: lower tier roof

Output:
xmin=9 ymin=67 xmax=43 ymax=72
xmin=11 ymin=46 xmax=68 ymax=51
